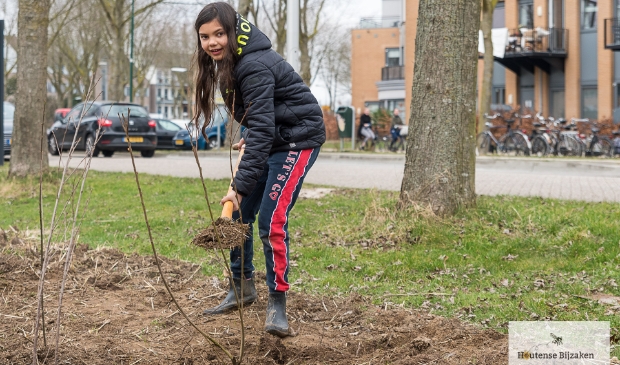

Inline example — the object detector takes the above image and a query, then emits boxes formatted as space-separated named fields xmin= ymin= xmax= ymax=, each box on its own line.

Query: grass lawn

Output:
xmin=1 ymin=163 xmax=619 ymax=353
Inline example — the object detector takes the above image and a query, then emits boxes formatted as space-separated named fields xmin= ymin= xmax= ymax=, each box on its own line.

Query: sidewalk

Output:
xmin=168 ymin=149 xmax=620 ymax=168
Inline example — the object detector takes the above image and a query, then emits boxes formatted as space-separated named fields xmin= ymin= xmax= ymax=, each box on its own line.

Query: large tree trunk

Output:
xmin=479 ymin=0 xmax=496 ymax=133
xmin=9 ymin=0 xmax=51 ymax=177
xmin=400 ymin=0 xmax=480 ymax=216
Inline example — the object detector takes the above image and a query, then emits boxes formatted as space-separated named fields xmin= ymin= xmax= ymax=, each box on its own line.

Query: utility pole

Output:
xmin=286 ymin=0 xmax=300 ymax=72
xmin=129 ymin=0 xmax=135 ymax=102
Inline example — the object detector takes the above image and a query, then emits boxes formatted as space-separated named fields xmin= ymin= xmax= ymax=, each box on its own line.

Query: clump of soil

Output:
xmin=193 ymin=217 xmax=249 ymax=250
xmin=1 ymin=240 xmax=508 ymax=364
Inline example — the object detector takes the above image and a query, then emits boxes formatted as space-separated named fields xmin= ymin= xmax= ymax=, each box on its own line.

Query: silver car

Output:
xmin=3 ymin=101 xmax=14 ymax=159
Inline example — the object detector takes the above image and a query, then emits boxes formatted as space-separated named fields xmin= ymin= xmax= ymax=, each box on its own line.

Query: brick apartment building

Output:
xmin=351 ymin=0 xmax=620 ymax=122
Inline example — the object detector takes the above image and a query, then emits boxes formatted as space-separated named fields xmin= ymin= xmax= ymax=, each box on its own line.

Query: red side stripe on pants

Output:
xmin=268 ymin=149 xmax=313 ymax=291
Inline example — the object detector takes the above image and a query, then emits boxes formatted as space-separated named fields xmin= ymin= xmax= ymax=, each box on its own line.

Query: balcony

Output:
xmin=604 ymin=18 xmax=620 ymax=50
xmin=381 ymin=66 xmax=404 ymax=81
xmin=358 ymin=16 xmax=401 ymax=29
xmin=494 ymin=28 xmax=568 ymax=75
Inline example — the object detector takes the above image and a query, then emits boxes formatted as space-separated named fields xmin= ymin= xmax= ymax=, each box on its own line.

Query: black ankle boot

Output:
xmin=265 ymin=292 xmax=290 ymax=337
xmin=203 ymin=277 xmax=257 ymax=315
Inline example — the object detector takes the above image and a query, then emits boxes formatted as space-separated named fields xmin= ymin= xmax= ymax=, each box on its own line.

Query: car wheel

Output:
xmin=85 ymin=134 xmax=100 ymax=157
xmin=140 ymin=150 xmax=155 ymax=158
xmin=48 ymin=135 xmax=60 ymax=156
xmin=207 ymin=136 xmax=220 ymax=150
xmin=102 ymin=150 xmax=114 ymax=158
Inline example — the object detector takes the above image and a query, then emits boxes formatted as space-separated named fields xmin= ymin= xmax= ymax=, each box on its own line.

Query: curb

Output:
xmin=163 ymin=149 xmax=620 ymax=167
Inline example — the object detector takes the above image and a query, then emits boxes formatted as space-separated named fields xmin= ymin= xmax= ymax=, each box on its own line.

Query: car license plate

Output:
xmin=123 ymin=137 xmax=144 ymax=143
xmin=175 ymin=140 xmax=184 ymax=145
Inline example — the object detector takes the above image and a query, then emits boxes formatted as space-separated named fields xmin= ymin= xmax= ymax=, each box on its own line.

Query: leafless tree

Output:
xmin=319 ymin=28 xmax=351 ymax=110
xmin=9 ymin=0 xmax=51 ymax=178
xmin=96 ymin=0 xmax=164 ymax=101
xmin=263 ymin=0 xmax=287 ymax=56
xmin=400 ymin=0 xmax=480 ymax=216
xmin=298 ymin=0 xmax=326 ymax=86
xmin=478 ymin=0 xmax=499 ymax=132
xmin=48 ymin=0 xmax=103 ymax=107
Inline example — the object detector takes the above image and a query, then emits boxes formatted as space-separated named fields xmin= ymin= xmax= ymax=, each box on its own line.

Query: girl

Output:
xmin=194 ymin=2 xmax=325 ymax=338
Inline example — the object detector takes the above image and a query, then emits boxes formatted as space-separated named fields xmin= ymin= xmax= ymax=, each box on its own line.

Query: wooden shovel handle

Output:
xmin=221 ymin=148 xmax=245 ymax=219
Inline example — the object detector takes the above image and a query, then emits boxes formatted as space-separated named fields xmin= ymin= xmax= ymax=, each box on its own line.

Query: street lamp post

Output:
xmin=286 ymin=0 xmax=300 ymax=72
xmin=129 ymin=0 xmax=135 ymax=102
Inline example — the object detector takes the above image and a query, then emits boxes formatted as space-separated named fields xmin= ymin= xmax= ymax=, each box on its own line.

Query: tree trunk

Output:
xmin=479 ymin=0 xmax=496 ymax=133
xmin=238 ymin=0 xmax=252 ymax=18
xmin=9 ymin=0 xmax=51 ymax=177
xmin=399 ymin=0 xmax=480 ymax=216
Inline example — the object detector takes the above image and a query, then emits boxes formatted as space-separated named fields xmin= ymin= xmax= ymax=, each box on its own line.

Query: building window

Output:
xmin=157 ymin=106 xmax=162 ymax=114
xmin=164 ymin=89 xmax=168 ymax=100
xmin=493 ymin=88 xmax=506 ymax=105
xmin=582 ymin=87 xmax=598 ymax=119
xmin=385 ymin=99 xmax=405 ymax=112
xmin=581 ymin=0 xmax=597 ymax=30
xmin=519 ymin=2 xmax=534 ymax=29
xmin=551 ymin=90 xmax=565 ymax=118
xmin=549 ymin=0 xmax=564 ymax=28
xmin=157 ymin=88 xmax=161 ymax=97
xmin=492 ymin=3 xmax=505 ymax=28
xmin=385 ymin=48 xmax=401 ymax=67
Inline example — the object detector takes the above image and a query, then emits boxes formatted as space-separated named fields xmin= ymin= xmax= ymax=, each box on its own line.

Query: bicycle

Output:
xmin=476 ymin=113 xmax=530 ymax=156
xmin=529 ymin=113 xmax=554 ymax=156
xmin=549 ymin=118 xmax=583 ymax=157
xmin=389 ymin=125 xmax=407 ymax=152
xmin=613 ymin=130 xmax=620 ymax=157
xmin=573 ymin=118 xmax=612 ymax=157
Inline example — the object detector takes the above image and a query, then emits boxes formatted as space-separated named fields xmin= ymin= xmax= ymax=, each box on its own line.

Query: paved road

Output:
xmin=49 ymin=152 xmax=620 ymax=202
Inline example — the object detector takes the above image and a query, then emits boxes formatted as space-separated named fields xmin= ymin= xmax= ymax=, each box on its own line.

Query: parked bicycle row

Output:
xmin=476 ymin=112 xmax=620 ymax=158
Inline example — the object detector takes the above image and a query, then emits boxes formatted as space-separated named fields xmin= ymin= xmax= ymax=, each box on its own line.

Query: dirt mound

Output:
xmin=1 ymin=241 xmax=507 ymax=364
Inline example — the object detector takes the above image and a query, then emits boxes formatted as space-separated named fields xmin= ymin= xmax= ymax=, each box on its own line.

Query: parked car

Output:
xmin=54 ymin=108 xmax=71 ymax=123
xmin=173 ymin=106 xmax=228 ymax=150
xmin=47 ymin=101 xmax=157 ymax=158
xmin=3 ymin=101 xmax=14 ymax=159
xmin=153 ymin=118 xmax=182 ymax=149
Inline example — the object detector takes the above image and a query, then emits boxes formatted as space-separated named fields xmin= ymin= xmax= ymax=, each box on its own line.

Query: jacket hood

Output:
xmin=235 ymin=13 xmax=272 ymax=57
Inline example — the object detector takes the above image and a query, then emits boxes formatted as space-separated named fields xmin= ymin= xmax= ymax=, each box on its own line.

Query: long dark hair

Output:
xmin=192 ymin=2 xmax=239 ymax=132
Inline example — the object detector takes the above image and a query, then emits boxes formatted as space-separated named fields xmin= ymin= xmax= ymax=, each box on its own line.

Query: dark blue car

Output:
xmin=174 ymin=105 xmax=229 ymax=150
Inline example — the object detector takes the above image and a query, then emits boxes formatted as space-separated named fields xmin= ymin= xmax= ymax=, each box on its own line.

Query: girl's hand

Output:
xmin=221 ymin=190 xmax=243 ymax=211
xmin=232 ymin=138 xmax=245 ymax=150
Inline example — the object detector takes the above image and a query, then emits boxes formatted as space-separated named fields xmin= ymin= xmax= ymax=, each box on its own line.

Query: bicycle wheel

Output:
xmin=512 ymin=133 xmax=531 ymax=156
xmin=476 ymin=133 xmax=492 ymax=155
xmin=557 ymin=135 xmax=581 ymax=157
xmin=499 ymin=135 xmax=519 ymax=156
xmin=591 ymin=137 xmax=612 ymax=157
xmin=531 ymin=135 xmax=549 ymax=157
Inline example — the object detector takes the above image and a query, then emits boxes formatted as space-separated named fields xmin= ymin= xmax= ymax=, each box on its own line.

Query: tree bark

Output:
xmin=9 ymin=0 xmax=51 ymax=177
xmin=479 ymin=0 xmax=497 ymax=133
xmin=400 ymin=0 xmax=480 ymax=216
xmin=238 ymin=0 xmax=252 ymax=18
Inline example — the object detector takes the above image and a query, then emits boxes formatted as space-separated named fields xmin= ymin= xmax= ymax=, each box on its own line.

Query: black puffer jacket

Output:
xmin=225 ymin=14 xmax=325 ymax=197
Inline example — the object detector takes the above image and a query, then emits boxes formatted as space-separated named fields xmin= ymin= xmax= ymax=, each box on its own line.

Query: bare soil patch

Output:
xmin=1 ymin=241 xmax=507 ymax=364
